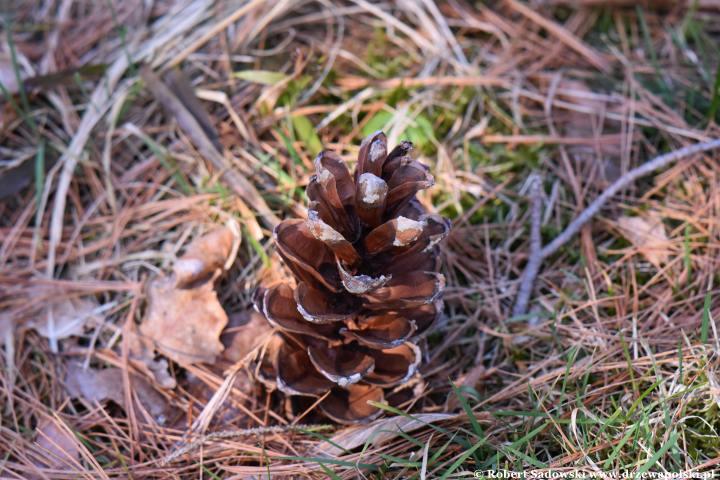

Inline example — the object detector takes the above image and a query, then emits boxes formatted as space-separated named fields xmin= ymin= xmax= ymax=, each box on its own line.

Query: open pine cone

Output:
xmin=253 ymin=131 xmax=450 ymax=424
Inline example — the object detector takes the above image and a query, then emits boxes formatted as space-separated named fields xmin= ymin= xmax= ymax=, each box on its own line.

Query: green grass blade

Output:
xmin=235 ymin=70 xmax=288 ymax=85
xmin=603 ymin=423 xmax=639 ymax=469
xmin=501 ymin=445 xmax=547 ymax=469
xmin=438 ymin=437 xmax=485 ymax=480
xmin=379 ymin=453 xmax=419 ymax=466
xmin=634 ymin=431 xmax=678 ymax=479
xmin=318 ymin=463 xmax=342 ymax=479
xmin=450 ymin=382 xmax=484 ymax=439
xmin=34 ymin=141 xmax=45 ymax=218
xmin=244 ymin=226 xmax=270 ymax=269
xmin=701 ymin=290 xmax=711 ymax=343
xmin=291 ymin=115 xmax=322 ymax=156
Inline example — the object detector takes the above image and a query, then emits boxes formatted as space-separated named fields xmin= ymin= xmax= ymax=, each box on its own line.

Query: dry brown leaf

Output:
xmin=616 ymin=213 xmax=671 ymax=267
xmin=174 ymin=224 xmax=240 ymax=286
xmin=221 ymin=309 xmax=273 ymax=363
xmin=141 ymin=275 xmax=229 ymax=365
xmin=125 ymin=319 xmax=177 ymax=389
xmin=139 ymin=222 xmax=240 ymax=367
xmin=65 ymin=362 xmax=171 ymax=424
xmin=33 ymin=418 xmax=81 ymax=472
xmin=315 ymin=413 xmax=456 ymax=456
xmin=29 ymin=297 xmax=101 ymax=351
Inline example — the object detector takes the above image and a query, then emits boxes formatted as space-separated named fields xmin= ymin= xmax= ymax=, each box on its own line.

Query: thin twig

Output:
xmin=540 ymin=139 xmax=720 ymax=258
xmin=512 ymin=138 xmax=720 ymax=316
xmin=162 ymin=423 xmax=332 ymax=464
xmin=512 ymin=173 xmax=544 ymax=317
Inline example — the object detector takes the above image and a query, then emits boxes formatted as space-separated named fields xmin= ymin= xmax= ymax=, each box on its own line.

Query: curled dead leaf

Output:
xmin=28 ymin=297 xmax=102 ymax=351
xmin=139 ymin=222 xmax=240 ymax=367
xmin=33 ymin=418 xmax=81 ymax=473
xmin=174 ymin=223 xmax=241 ymax=286
xmin=141 ymin=274 xmax=228 ymax=365
xmin=64 ymin=362 xmax=171 ymax=424
xmin=616 ymin=213 xmax=671 ymax=267
xmin=125 ymin=319 xmax=176 ymax=389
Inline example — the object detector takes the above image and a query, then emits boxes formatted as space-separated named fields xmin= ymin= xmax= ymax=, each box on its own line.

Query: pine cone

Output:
xmin=254 ymin=131 xmax=450 ymax=424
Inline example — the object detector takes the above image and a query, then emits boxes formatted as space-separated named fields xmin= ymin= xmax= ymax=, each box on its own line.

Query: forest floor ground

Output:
xmin=2 ymin=1 xmax=720 ymax=478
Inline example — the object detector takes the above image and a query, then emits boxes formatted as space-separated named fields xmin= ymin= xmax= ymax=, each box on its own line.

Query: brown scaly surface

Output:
xmin=253 ymin=131 xmax=450 ymax=423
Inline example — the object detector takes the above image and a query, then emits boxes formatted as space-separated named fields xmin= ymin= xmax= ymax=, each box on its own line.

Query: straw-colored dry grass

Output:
xmin=2 ymin=1 xmax=720 ymax=478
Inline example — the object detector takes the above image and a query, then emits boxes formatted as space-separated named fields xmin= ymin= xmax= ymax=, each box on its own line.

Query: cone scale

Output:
xmin=254 ymin=131 xmax=450 ymax=424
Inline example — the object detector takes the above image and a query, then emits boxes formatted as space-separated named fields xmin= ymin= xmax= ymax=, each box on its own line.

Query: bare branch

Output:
xmin=512 ymin=173 xmax=544 ymax=317
xmin=513 ymin=138 xmax=720 ymax=316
